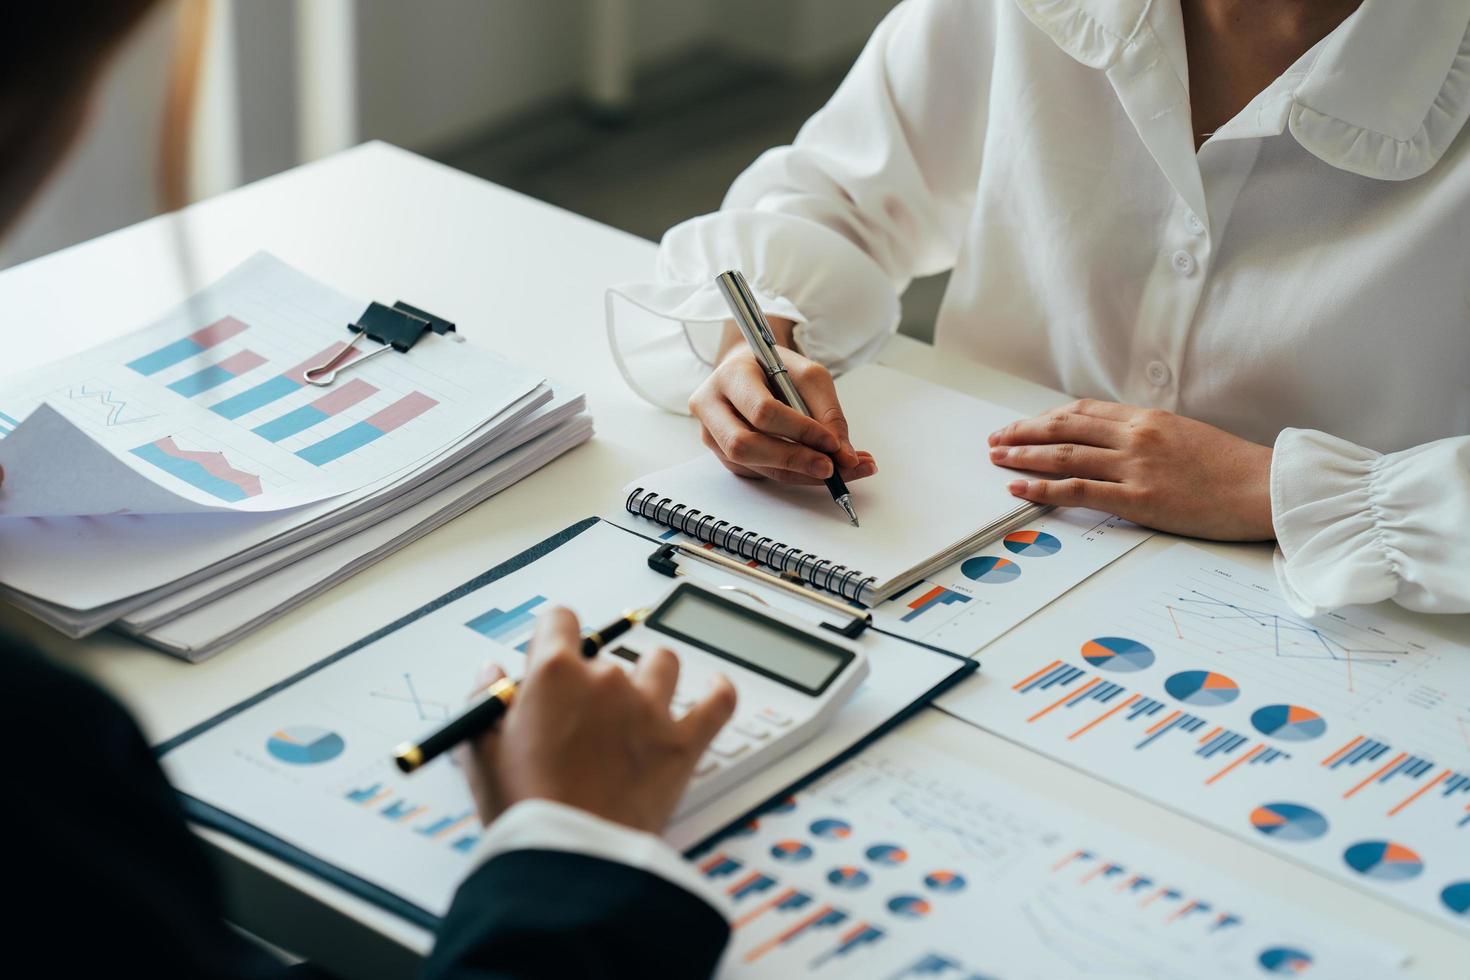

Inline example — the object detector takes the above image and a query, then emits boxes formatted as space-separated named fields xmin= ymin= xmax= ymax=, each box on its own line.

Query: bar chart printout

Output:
xmin=937 ymin=542 xmax=1470 ymax=933
xmin=252 ymin=378 xmax=378 ymax=442
xmin=127 ymin=316 xmax=249 ymax=375
xmin=167 ymin=349 xmax=268 ymax=397
xmin=705 ymin=718 xmax=1403 ymax=979
xmin=296 ymin=391 xmax=439 ymax=466
xmin=0 ymin=254 xmax=549 ymax=517
xmin=210 ymin=341 xmax=364 ymax=420
xmin=465 ymin=596 xmax=547 ymax=652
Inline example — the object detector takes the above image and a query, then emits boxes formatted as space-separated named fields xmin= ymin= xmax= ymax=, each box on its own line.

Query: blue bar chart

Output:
xmin=253 ymin=378 xmax=379 ymax=441
xmin=127 ymin=316 xmax=249 ymax=375
xmin=210 ymin=341 xmax=361 ymax=419
xmin=344 ymin=782 xmax=480 ymax=855
xmin=1010 ymin=658 xmax=1289 ymax=785
xmin=1322 ymin=733 xmax=1470 ymax=827
xmin=168 ymin=349 xmax=268 ymax=397
xmin=296 ymin=391 xmax=439 ymax=466
xmin=465 ymin=596 xmax=548 ymax=645
xmin=899 ymin=585 xmax=971 ymax=623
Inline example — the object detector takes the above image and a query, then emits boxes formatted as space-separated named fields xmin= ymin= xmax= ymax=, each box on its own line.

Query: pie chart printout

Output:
xmin=1251 ymin=704 xmax=1327 ymax=742
xmin=1003 ymin=530 xmax=1062 ymax=557
xmin=1080 ymin=636 xmax=1155 ymax=673
xmin=771 ymin=840 xmax=813 ymax=863
xmin=1164 ymin=670 xmax=1241 ymax=707
xmin=810 ymin=818 xmax=853 ymax=840
xmin=923 ymin=870 xmax=967 ymax=893
xmin=961 ymin=555 xmax=1022 ymax=584
xmin=1258 ymin=947 xmax=1314 ymax=974
xmin=1342 ymin=841 xmax=1424 ymax=882
xmin=827 ymin=866 xmax=870 ymax=890
xmin=866 ymin=843 xmax=909 ymax=866
xmin=265 ymin=726 xmax=345 ymax=765
xmin=1250 ymin=803 xmax=1329 ymax=843
xmin=886 ymin=894 xmax=932 ymax=919
xmin=1442 ymin=882 xmax=1470 ymax=916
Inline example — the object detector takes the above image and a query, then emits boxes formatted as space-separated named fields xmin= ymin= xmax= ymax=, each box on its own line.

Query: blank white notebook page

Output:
xmin=622 ymin=364 xmax=1028 ymax=582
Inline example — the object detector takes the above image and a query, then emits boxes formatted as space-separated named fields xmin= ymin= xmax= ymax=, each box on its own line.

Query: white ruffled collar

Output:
xmin=1015 ymin=0 xmax=1470 ymax=180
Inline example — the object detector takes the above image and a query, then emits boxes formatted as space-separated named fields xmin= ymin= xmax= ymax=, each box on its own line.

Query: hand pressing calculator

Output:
xmin=605 ymin=581 xmax=869 ymax=818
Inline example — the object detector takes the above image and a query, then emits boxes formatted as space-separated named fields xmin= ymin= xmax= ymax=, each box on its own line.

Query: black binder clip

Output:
xmin=304 ymin=300 xmax=458 ymax=387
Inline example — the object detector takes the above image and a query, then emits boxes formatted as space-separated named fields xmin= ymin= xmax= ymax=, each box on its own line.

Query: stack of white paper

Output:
xmin=0 ymin=254 xmax=592 ymax=661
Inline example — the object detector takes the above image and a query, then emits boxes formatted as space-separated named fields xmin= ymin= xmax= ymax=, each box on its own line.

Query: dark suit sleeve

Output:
xmin=5 ymin=641 xmax=726 ymax=979
xmin=424 ymin=848 xmax=730 ymax=980
xmin=5 ymin=644 xmax=294 ymax=979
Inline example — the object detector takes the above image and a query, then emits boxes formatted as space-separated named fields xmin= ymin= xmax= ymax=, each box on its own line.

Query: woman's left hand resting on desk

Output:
xmin=988 ymin=400 xmax=1275 ymax=541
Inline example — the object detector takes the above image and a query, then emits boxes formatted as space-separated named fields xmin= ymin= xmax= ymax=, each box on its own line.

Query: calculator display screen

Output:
xmin=647 ymin=586 xmax=854 ymax=696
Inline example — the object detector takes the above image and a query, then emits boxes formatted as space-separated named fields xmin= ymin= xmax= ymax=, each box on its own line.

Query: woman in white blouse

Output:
xmin=607 ymin=0 xmax=1470 ymax=618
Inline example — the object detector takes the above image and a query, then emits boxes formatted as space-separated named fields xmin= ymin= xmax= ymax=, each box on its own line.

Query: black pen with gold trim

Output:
xmin=393 ymin=608 xmax=649 ymax=773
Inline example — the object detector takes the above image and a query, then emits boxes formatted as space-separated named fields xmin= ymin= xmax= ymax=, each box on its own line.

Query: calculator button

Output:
xmin=734 ymin=721 xmax=773 ymax=741
xmin=757 ymin=708 xmax=793 ymax=728
xmin=693 ymin=756 xmax=720 ymax=777
xmin=709 ymin=734 xmax=751 ymax=759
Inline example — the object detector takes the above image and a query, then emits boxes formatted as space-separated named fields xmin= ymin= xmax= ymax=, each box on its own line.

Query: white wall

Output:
xmin=350 ymin=0 xmax=893 ymax=149
xmin=351 ymin=0 xmax=717 ymax=150
xmin=722 ymin=0 xmax=897 ymax=75
xmin=0 ymin=0 xmax=894 ymax=271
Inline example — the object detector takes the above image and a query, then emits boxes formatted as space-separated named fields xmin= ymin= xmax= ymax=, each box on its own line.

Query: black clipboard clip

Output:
xmin=647 ymin=543 xmax=870 ymax=639
xmin=304 ymin=301 xmax=458 ymax=387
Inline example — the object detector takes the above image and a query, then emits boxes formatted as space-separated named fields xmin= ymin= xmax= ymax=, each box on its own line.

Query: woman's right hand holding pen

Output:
xmin=688 ymin=316 xmax=878 ymax=485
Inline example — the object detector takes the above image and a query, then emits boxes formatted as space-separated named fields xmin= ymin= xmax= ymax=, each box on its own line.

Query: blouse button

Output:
xmin=1146 ymin=360 xmax=1172 ymax=387
xmin=1185 ymin=212 xmax=1204 ymax=234
xmin=1171 ymin=250 xmax=1196 ymax=275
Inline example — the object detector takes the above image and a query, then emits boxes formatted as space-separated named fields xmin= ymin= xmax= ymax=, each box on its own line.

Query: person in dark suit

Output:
xmin=3 ymin=7 xmax=737 ymax=978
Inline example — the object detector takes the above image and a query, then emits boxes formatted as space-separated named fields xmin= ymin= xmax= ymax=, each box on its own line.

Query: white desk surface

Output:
xmin=0 ymin=142 xmax=1463 ymax=979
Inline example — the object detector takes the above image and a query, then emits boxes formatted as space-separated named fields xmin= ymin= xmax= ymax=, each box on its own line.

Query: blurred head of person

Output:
xmin=0 ymin=2 xmax=163 ymax=238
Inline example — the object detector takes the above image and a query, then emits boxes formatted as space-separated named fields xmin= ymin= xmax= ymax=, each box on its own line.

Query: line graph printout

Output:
xmin=705 ymin=715 xmax=1403 ymax=979
xmin=939 ymin=543 xmax=1470 ymax=930
xmin=0 ymin=253 xmax=541 ymax=516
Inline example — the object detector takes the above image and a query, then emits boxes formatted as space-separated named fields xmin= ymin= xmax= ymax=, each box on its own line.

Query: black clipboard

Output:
xmin=155 ymin=517 xmax=977 ymax=931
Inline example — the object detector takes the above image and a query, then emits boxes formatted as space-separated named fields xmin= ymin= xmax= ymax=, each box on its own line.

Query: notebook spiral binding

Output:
xmin=625 ymin=487 xmax=878 ymax=603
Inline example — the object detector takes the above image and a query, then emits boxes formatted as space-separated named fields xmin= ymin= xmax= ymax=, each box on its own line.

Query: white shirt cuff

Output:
xmin=1270 ymin=427 xmax=1470 ymax=615
xmin=606 ymin=210 xmax=901 ymax=413
xmin=468 ymin=799 xmax=729 ymax=918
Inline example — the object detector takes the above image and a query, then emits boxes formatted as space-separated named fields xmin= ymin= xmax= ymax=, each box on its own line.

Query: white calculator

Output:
xmin=604 ymin=581 xmax=869 ymax=818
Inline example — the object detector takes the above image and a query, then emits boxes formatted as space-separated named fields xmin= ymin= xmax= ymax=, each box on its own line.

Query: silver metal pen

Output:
xmin=715 ymin=269 xmax=860 ymax=527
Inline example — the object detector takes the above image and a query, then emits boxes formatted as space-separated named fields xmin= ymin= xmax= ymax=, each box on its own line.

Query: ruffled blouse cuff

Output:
xmin=1270 ymin=427 xmax=1470 ymax=616
xmin=606 ymin=209 xmax=902 ymax=413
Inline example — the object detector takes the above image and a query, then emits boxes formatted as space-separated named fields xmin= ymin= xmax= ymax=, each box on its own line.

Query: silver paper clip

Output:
xmin=303 ymin=301 xmax=453 ymax=387
xmin=303 ymin=332 xmax=392 ymax=387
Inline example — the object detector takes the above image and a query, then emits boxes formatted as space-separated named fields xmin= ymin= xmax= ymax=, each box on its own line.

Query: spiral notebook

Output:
xmin=619 ymin=364 xmax=1046 ymax=606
